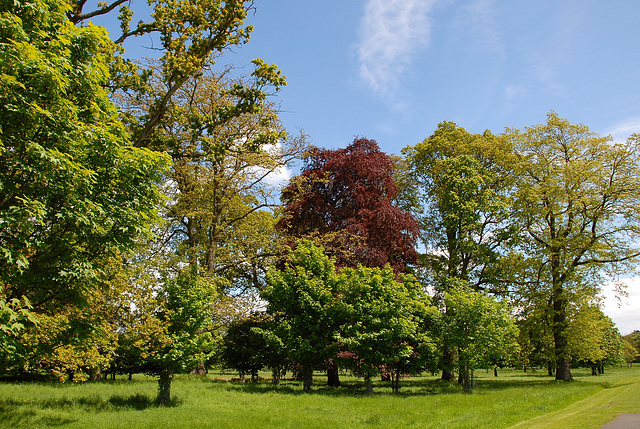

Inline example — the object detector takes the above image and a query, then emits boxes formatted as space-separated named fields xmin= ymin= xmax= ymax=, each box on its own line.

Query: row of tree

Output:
xmin=1 ymin=0 xmax=640 ymax=405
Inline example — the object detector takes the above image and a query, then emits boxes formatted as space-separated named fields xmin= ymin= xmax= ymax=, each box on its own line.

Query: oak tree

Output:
xmin=507 ymin=112 xmax=640 ymax=381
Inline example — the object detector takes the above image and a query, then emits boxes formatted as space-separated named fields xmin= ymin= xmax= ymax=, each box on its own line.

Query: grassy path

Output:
xmin=510 ymin=374 xmax=640 ymax=429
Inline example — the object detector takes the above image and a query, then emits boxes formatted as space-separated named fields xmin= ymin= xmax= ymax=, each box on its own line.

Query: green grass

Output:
xmin=0 ymin=367 xmax=638 ymax=428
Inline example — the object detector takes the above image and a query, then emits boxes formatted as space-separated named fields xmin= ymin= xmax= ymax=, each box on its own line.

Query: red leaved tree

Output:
xmin=278 ymin=137 xmax=419 ymax=273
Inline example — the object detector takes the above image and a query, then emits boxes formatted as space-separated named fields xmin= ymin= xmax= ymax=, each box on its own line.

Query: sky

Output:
xmin=102 ymin=0 xmax=640 ymax=334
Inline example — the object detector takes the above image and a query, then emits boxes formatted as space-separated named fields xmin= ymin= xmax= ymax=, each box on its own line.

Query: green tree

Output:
xmin=506 ymin=112 xmax=640 ymax=381
xmin=442 ymin=280 xmax=519 ymax=392
xmin=336 ymin=266 xmax=438 ymax=394
xmin=0 ymin=0 xmax=168 ymax=318
xmin=568 ymin=304 xmax=622 ymax=375
xmin=623 ymin=331 xmax=640 ymax=363
xmin=403 ymin=122 xmax=515 ymax=381
xmin=262 ymin=241 xmax=342 ymax=392
xmin=145 ymin=273 xmax=219 ymax=405
xmin=222 ymin=313 xmax=288 ymax=383
xmin=622 ymin=339 xmax=639 ymax=366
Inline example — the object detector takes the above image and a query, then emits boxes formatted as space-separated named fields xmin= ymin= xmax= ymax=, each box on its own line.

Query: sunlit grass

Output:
xmin=0 ymin=367 xmax=637 ymax=428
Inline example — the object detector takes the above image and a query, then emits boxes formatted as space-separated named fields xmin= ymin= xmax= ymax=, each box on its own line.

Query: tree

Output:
xmin=506 ymin=112 xmax=640 ymax=381
xmin=222 ymin=313 xmax=288 ymax=383
xmin=145 ymin=273 xmax=218 ymax=405
xmin=622 ymin=339 xmax=639 ymax=367
xmin=336 ymin=266 xmax=438 ymax=394
xmin=402 ymin=122 xmax=515 ymax=381
xmin=403 ymin=122 xmax=515 ymax=289
xmin=262 ymin=241 xmax=342 ymax=392
xmin=0 ymin=0 xmax=168 ymax=316
xmin=441 ymin=280 xmax=519 ymax=392
xmin=278 ymin=137 xmax=419 ymax=273
xmin=131 ymin=68 xmax=301 ymax=291
xmin=568 ymin=304 xmax=622 ymax=375
xmin=623 ymin=331 xmax=640 ymax=363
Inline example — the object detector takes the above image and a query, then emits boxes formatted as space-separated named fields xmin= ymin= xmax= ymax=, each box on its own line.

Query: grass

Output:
xmin=0 ymin=367 xmax=638 ymax=428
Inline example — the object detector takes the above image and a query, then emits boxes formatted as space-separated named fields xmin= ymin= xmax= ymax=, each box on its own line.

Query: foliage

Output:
xmin=623 ymin=331 xmax=640 ymax=363
xmin=402 ymin=122 xmax=515 ymax=291
xmin=0 ymin=0 xmax=169 ymax=316
xmin=506 ymin=112 xmax=640 ymax=380
xmin=144 ymin=272 xmax=219 ymax=405
xmin=622 ymin=339 xmax=639 ymax=365
xmin=278 ymin=138 xmax=419 ymax=272
xmin=569 ymin=305 xmax=623 ymax=373
xmin=262 ymin=241 xmax=341 ymax=391
xmin=0 ymin=296 xmax=37 ymax=371
xmin=442 ymin=280 xmax=520 ymax=392
xmin=336 ymin=265 xmax=438 ymax=393
xmin=221 ymin=313 xmax=288 ymax=383
xmin=128 ymin=68 xmax=303 ymax=294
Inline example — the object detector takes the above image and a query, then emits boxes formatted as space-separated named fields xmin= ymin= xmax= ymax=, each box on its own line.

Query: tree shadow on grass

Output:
xmin=0 ymin=392 xmax=178 ymax=426
xmin=216 ymin=374 xmax=577 ymax=398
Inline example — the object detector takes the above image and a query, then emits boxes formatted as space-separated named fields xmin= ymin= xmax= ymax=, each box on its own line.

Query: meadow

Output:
xmin=1 ymin=367 xmax=638 ymax=429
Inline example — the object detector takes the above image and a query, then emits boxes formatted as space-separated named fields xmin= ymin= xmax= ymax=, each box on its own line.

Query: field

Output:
xmin=1 ymin=367 xmax=639 ymax=428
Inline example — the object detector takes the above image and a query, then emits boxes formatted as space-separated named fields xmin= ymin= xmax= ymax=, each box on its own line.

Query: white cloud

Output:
xmin=602 ymin=277 xmax=640 ymax=336
xmin=605 ymin=118 xmax=640 ymax=143
xmin=356 ymin=0 xmax=438 ymax=96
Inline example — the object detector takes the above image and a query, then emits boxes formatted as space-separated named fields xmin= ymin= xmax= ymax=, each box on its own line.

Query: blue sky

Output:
xmin=227 ymin=0 xmax=640 ymax=155
xmin=101 ymin=0 xmax=640 ymax=334
xmin=234 ymin=0 xmax=640 ymax=334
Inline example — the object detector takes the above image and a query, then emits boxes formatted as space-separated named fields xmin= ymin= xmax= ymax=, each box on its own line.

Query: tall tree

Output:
xmin=403 ymin=122 xmax=515 ymax=381
xmin=278 ymin=137 xmax=419 ymax=273
xmin=506 ymin=112 xmax=640 ymax=381
xmin=0 ymin=0 xmax=168 ymax=316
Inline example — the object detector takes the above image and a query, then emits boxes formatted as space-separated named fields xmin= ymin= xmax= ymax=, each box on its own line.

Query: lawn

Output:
xmin=0 ymin=367 xmax=638 ymax=428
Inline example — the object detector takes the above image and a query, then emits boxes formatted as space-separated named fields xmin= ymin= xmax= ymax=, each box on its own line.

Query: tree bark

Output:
xmin=553 ymin=295 xmax=573 ymax=381
xmin=326 ymin=360 xmax=341 ymax=387
xmin=364 ymin=374 xmax=373 ymax=395
xmin=302 ymin=363 xmax=313 ymax=392
xmin=440 ymin=347 xmax=456 ymax=381
xmin=157 ymin=371 xmax=172 ymax=406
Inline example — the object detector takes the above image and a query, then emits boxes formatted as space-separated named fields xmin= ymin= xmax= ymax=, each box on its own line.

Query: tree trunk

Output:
xmin=552 ymin=268 xmax=572 ymax=381
xmin=190 ymin=362 xmax=206 ymax=375
xmin=326 ymin=360 xmax=341 ymax=387
xmin=461 ymin=362 xmax=472 ymax=393
xmin=89 ymin=367 xmax=101 ymax=382
xmin=391 ymin=367 xmax=401 ymax=394
xmin=157 ymin=371 xmax=172 ymax=406
xmin=494 ymin=367 xmax=498 ymax=377
xmin=302 ymin=363 xmax=313 ymax=392
xmin=272 ymin=368 xmax=282 ymax=385
xmin=440 ymin=347 xmax=456 ymax=381
xmin=364 ymin=374 xmax=373 ymax=395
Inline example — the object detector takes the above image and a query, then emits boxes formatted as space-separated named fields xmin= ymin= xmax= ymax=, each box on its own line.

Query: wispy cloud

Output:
xmin=356 ymin=0 xmax=439 ymax=97
xmin=605 ymin=117 xmax=640 ymax=142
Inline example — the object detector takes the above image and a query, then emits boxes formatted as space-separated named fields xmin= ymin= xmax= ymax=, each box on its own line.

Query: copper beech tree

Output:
xmin=278 ymin=137 xmax=419 ymax=273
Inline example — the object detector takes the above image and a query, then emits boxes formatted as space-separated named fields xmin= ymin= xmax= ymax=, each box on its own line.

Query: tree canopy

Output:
xmin=507 ymin=112 xmax=640 ymax=380
xmin=278 ymin=137 xmax=419 ymax=272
